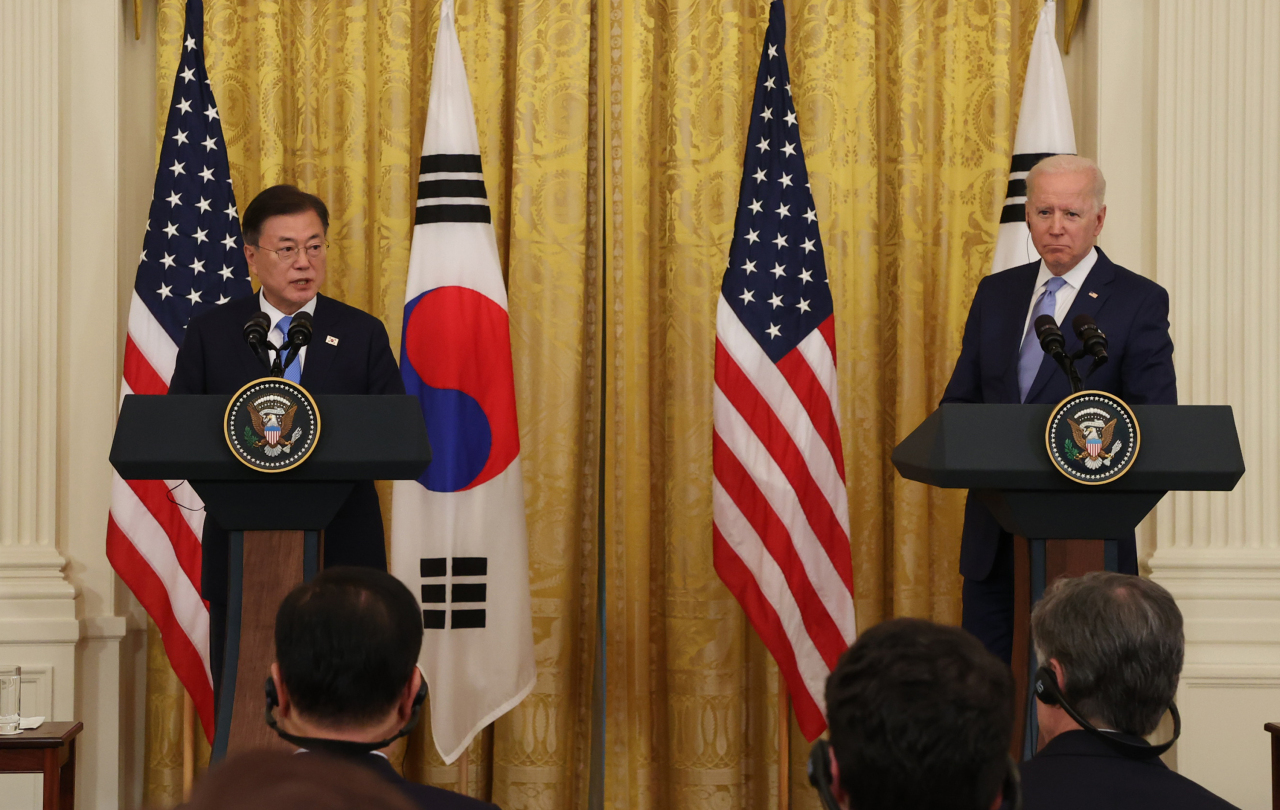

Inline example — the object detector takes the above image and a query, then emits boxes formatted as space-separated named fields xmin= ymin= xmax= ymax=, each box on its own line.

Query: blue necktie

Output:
xmin=1017 ymin=276 xmax=1067 ymax=402
xmin=276 ymin=315 xmax=302 ymax=383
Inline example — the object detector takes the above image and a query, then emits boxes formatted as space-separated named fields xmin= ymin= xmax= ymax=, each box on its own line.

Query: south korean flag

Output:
xmin=992 ymin=0 xmax=1078 ymax=273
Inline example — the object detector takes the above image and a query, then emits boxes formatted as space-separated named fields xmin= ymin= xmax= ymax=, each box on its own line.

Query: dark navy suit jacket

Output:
xmin=169 ymin=292 xmax=405 ymax=601
xmin=940 ymin=248 xmax=1177 ymax=579
xmin=358 ymin=754 xmax=500 ymax=810
xmin=1020 ymin=730 xmax=1238 ymax=810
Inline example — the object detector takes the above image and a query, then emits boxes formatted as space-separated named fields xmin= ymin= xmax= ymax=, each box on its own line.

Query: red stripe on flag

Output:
xmin=715 ymin=340 xmax=853 ymax=585
xmin=713 ymin=524 xmax=828 ymax=739
xmin=124 ymin=478 xmax=203 ymax=596
xmin=106 ymin=516 xmax=214 ymax=741
xmin=124 ymin=336 xmax=169 ymax=396
xmin=818 ymin=317 xmax=837 ymax=363
xmin=713 ymin=432 xmax=847 ymax=667
xmin=775 ymin=349 xmax=845 ymax=479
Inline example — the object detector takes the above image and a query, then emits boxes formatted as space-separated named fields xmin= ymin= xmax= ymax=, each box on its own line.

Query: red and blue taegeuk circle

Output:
xmin=401 ymin=286 xmax=520 ymax=492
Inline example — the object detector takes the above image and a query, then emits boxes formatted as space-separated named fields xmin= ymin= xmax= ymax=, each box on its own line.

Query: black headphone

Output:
xmin=1033 ymin=665 xmax=1180 ymax=758
xmin=807 ymin=738 xmax=1022 ymax=810
xmin=264 ymin=669 xmax=428 ymax=756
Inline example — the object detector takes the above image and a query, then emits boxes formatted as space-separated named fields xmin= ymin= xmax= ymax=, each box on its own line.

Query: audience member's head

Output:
xmin=183 ymin=749 xmax=416 ymax=810
xmin=271 ymin=566 xmax=424 ymax=743
xmin=1031 ymin=571 xmax=1183 ymax=739
xmin=823 ymin=618 xmax=1015 ymax=810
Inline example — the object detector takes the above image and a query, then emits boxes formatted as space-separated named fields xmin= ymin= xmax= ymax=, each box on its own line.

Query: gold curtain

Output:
xmin=147 ymin=0 xmax=600 ymax=806
xmin=143 ymin=0 xmax=1039 ymax=807
xmin=602 ymin=2 xmax=1037 ymax=809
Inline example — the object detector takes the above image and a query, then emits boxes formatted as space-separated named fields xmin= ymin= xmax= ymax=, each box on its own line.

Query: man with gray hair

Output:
xmin=941 ymin=155 xmax=1178 ymax=663
xmin=1021 ymin=572 xmax=1237 ymax=809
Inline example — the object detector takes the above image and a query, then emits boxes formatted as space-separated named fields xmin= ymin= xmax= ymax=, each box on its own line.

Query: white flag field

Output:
xmin=390 ymin=0 xmax=535 ymax=764
xmin=991 ymin=0 xmax=1077 ymax=273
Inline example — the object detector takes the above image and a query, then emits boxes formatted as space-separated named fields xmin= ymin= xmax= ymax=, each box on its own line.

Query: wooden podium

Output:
xmin=893 ymin=403 xmax=1244 ymax=756
xmin=110 ymin=394 xmax=431 ymax=760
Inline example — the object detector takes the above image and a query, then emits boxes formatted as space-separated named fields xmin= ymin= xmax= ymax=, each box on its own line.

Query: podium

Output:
xmin=110 ymin=394 xmax=431 ymax=758
xmin=893 ymin=403 xmax=1244 ymax=754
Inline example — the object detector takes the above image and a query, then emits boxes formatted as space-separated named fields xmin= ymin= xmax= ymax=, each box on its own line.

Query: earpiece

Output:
xmin=806 ymin=739 xmax=839 ymax=810
xmin=1033 ymin=665 xmax=1180 ymax=757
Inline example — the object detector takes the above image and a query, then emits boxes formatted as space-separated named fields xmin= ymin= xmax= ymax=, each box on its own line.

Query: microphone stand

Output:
xmin=1056 ymin=352 xmax=1084 ymax=394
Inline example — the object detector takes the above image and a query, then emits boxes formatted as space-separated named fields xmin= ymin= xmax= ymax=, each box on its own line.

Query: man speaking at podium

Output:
xmin=169 ymin=184 xmax=404 ymax=700
xmin=940 ymin=155 xmax=1177 ymax=663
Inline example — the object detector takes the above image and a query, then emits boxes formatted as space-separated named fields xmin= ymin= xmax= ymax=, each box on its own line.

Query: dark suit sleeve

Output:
xmin=941 ymin=279 xmax=986 ymax=404
xmin=1119 ymin=284 xmax=1177 ymax=405
xmin=167 ymin=317 xmax=207 ymax=395
xmin=367 ymin=320 xmax=406 ymax=395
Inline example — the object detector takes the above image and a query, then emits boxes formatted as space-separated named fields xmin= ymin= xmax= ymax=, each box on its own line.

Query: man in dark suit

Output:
xmin=271 ymin=567 xmax=497 ymax=810
xmin=168 ymin=184 xmax=404 ymax=698
xmin=1022 ymin=572 xmax=1237 ymax=809
xmin=941 ymin=155 xmax=1177 ymax=663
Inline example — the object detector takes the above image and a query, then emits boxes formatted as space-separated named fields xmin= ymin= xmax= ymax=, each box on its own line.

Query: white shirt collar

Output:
xmin=1034 ymin=246 xmax=1098 ymax=292
xmin=258 ymin=289 xmax=318 ymax=333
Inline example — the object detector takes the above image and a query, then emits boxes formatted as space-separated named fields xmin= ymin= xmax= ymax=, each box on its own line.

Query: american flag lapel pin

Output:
xmin=326 ymin=335 xmax=339 ymax=346
xmin=1089 ymin=291 xmax=1098 ymax=298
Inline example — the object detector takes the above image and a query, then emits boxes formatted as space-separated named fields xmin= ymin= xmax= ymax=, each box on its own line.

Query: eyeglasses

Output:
xmin=252 ymin=242 xmax=328 ymax=262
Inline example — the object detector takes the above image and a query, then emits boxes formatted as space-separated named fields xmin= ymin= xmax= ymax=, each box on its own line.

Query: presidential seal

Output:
xmin=224 ymin=378 xmax=321 ymax=472
xmin=1045 ymin=391 xmax=1140 ymax=485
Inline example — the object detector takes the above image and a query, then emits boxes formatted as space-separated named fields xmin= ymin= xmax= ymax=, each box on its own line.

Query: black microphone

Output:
xmin=243 ymin=312 xmax=273 ymax=372
xmin=1072 ymin=313 xmax=1109 ymax=365
xmin=1034 ymin=314 xmax=1067 ymax=360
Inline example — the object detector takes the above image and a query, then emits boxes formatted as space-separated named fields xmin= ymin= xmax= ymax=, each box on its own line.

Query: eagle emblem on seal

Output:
xmin=246 ymin=394 xmax=302 ymax=457
xmin=1067 ymin=415 xmax=1120 ymax=470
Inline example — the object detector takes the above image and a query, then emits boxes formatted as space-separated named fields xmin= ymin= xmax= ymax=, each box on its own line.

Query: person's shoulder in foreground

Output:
xmin=359 ymin=753 xmax=499 ymax=810
xmin=1019 ymin=730 xmax=1239 ymax=810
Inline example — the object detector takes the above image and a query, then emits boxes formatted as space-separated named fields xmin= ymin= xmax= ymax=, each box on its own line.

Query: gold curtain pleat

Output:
xmin=143 ymin=0 xmax=1039 ymax=807
xmin=602 ymin=2 xmax=1037 ymax=809
xmin=148 ymin=0 xmax=600 ymax=806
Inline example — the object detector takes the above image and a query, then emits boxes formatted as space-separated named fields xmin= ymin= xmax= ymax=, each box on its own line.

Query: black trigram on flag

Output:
xmin=420 ymin=556 xmax=487 ymax=629
xmin=415 ymin=154 xmax=491 ymax=225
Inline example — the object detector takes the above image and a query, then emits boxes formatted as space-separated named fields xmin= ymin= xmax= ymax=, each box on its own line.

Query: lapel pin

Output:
xmin=326 ymin=335 xmax=339 ymax=346
xmin=1088 ymin=292 xmax=1098 ymax=298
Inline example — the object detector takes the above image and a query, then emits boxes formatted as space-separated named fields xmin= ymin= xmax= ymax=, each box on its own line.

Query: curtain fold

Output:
xmin=142 ymin=1 xmax=1039 ymax=806
xmin=602 ymin=2 xmax=1037 ymax=808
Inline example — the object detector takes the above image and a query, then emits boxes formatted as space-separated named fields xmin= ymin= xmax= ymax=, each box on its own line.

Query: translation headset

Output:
xmin=264 ymin=670 xmax=428 ymax=756
xmin=1033 ymin=665 xmax=1180 ymax=758
xmin=806 ymin=738 xmax=1022 ymax=810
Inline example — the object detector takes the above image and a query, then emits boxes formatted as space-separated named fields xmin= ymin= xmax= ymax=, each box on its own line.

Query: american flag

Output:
xmin=105 ymin=0 xmax=251 ymax=740
xmin=712 ymin=0 xmax=856 ymax=741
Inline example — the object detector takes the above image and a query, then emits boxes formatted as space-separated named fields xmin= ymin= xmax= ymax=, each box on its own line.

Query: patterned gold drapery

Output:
xmin=142 ymin=1 xmax=1039 ymax=808
xmin=601 ymin=2 xmax=1036 ymax=808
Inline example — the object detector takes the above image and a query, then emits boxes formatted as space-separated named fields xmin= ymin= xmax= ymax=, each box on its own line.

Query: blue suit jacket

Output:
xmin=169 ymin=292 xmax=405 ymax=598
xmin=940 ymin=248 xmax=1177 ymax=578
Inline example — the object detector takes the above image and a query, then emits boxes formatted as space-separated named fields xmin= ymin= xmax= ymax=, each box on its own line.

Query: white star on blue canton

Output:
xmin=157 ymin=283 xmax=173 ymax=299
xmin=748 ymin=199 xmax=763 ymax=214
xmin=739 ymin=289 xmax=755 ymax=305
xmin=745 ymin=229 xmax=760 ymax=244
xmin=768 ymin=293 xmax=784 ymax=309
xmin=176 ymin=98 xmax=193 ymax=114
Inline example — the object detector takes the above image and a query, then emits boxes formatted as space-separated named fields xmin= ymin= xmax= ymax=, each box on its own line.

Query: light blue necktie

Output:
xmin=1017 ymin=276 xmax=1067 ymax=402
xmin=276 ymin=314 xmax=302 ymax=383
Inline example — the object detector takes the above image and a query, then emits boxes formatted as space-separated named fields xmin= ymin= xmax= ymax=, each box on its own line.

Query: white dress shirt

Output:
xmin=1019 ymin=247 xmax=1098 ymax=348
xmin=259 ymin=290 xmax=317 ymax=372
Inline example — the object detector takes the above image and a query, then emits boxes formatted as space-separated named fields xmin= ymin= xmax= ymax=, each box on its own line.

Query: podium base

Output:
xmin=211 ymin=530 xmax=320 ymax=761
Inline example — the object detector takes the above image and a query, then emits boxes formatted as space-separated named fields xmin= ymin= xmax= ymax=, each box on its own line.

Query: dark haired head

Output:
xmin=243 ymin=184 xmax=330 ymax=246
xmin=824 ymin=618 xmax=1014 ymax=810
xmin=274 ymin=566 xmax=422 ymax=727
xmin=1031 ymin=571 xmax=1183 ymax=736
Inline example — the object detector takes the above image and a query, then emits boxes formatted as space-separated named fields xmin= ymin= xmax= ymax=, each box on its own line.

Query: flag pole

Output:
xmin=457 ymin=748 xmax=470 ymax=796
xmin=778 ymin=691 xmax=790 ymax=810
xmin=182 ymin=692 xmax=195 ymax=798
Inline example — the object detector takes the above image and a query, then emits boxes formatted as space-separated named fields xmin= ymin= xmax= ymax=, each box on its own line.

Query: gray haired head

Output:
xmin=1030 ymin=571 xmax=1183 ymax=737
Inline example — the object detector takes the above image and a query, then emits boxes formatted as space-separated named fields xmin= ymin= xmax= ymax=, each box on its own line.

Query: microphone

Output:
xmin=1072 ymin=313 xmax=1109 ymax=365
xmin=280 ymin=311 xmax=314 ymax=377
xmin=243 ymin=312 xmax=273 ymax=372
xmin=1034 ymin=314 xmax=1067 ymax=360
